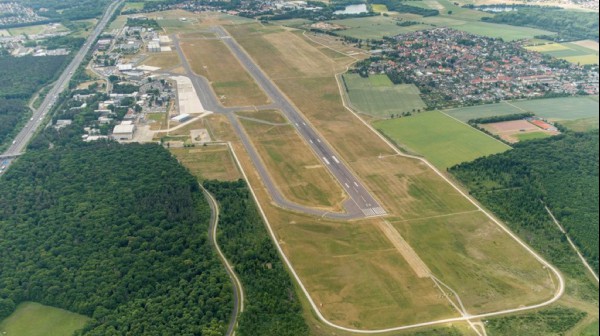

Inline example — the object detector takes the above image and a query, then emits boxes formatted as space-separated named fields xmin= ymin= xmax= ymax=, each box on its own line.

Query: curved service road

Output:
xmin=201 ymin=185 xmax=244 ymax=336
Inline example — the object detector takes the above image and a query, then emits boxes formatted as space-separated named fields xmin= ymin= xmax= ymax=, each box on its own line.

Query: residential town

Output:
xmin=0 ymin=2 xmax=46 ymax=27
xmin=363 ymin=28 xmax=599 ymax=108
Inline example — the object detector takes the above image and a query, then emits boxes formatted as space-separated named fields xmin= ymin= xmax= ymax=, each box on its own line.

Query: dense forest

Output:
xmin=0 ymin=143 xmax=233 ymax=335
xmin=450 ymin=132 xmax=599 ymax=284
xmin=0 ymin=55 xmax=67 ymax=147
xmin=482 ymin=8 xmax=599 ymax=41
xmin=204 ymin=180 xmax=310 ymax=336
xmin=485 ymin=306 xmax=586 ymax=335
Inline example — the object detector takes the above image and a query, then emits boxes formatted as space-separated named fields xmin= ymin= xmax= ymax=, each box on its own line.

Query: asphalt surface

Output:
xmin=0 ymin=0 xmax=124 ymax=167
xmin=172 ymin=30 xmax=385 ymax=219
xmin=202 ymin=185 xmax=244 ymax=336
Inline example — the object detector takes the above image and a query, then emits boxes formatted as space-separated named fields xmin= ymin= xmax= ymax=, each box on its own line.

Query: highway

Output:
xmin=0 ymin=0 xmax=124 ymax=167
xmin=172 ymin=30 xmax=385 ymax=219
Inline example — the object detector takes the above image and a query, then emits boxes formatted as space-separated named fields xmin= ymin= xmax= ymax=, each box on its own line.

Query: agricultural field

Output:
xmin=342 ymin=73 xmax=426 ymax=118
xmin=239 ymin=114 xmax=347 ymax=210
xmin=180 ymin=38 xmax=269 ymax=107
xmin=226 ymin=23 xmax=558 ymax=329
xmin=526 ymin=41 xmax=599 ymax=65
xmin=0 ymin=302 xmax=89 ymax=336
xmin=444 ymin=97 xmax=599 ymax=131
xmin=328 ymin=16 xmax=430 ymax=40
xmin=170 ymin=145 xmax=241 ymax=181
xmin=374 ymin=111 xmax=510 ymax=169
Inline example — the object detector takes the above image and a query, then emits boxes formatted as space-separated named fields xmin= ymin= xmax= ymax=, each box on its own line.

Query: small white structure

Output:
xmin=171 ymin=113 xmax=191 ymax=123
xmin=117 ymin=63 xmax=133 ymax=71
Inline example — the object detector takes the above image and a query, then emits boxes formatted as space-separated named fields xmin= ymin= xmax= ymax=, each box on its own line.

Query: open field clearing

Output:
xmin=225 ymin=23 xmax=558 ymax=329
xmin=330 ymin=5 xmax=551 ymax=41
xmin=374 ymin=111 xmax=510 ymax=169
xmin=480 ymin=119 xmax=558 ymax=143
xmin=140 ymin=51 xmax=180 ymax=69
xmin=147 ymin=10 xmax=253 ymax=34
xmin=271 ymin=212 xmax=457 ymax=328
xmin=409 ymin=0 xmax=492 ymax=21
xmin=328 ymin=16 xmax=429 ymax=40
xmin=180 ymin=38 xmax=269 ymax=107
xmin=516 ymin=132 xmax=552 ymax=141
xmin=559 ymin=117 xmax=599 ymax=132
xmin=343 ymin=74 xmax=426 ymax=118
xmin=372 ymin=4 xmax=389 ymax=12
xmin=228 ymin=140 xmax=461 ymax=330
xmin=391 ymin=211 xmax=557 ymax=314
xmin=122 ymin=1 xmax=144 ymax=11
xmin=417 ymin=15 xmax=554 ymax=41
xmin=0 ymin=302 xmax=89 ymax=336
xmin=170 ymin=145 xmax=241 ymax=181
xmin=527 ymin=41 xmax=599 ymax=65
xmin=107 ymin=15 xmax=127 ymax=31
xmin=240 ymin=116 xmax=347 ymax=210
xmin=8 ymin=23 xmax=68 ymax=36
xmin=303 ymin=32 xmax=369 ymax=59
xmin=351 ymin=154 xmax=476 ymax=220
xmin=0 ymin=29 xmax=9 ymax=37
xmin=445 ymin=97 xmax=599 ymax=131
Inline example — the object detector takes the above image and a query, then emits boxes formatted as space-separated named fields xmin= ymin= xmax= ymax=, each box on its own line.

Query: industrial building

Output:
xmin=112 ymin=123 xmax=136 ymax=140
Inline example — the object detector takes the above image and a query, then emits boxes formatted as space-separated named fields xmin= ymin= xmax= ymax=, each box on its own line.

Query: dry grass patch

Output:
xmin=266 ymin=210 xmax=458 ymax=329
xmin=351 ymin=154 xmax=476 ymax=220
xmin=180 ymin=38 xmax=269 ymax=107
xmin=263 ymin=31 xmax=336 ymax=77
xmin=240 ymin=118 xmax=347 ymax=210
xmin=236 ymin=109 xmax=288 ymax=124
xmin=141 ymin=51 xmax=180 ymax=69
xmin=391 ymin=211 xmax=557 ymax=314
xmin=170 ymin=145 xmax=241 ymax=181
xmin=275 ymin=76 xmax=396 ymax=162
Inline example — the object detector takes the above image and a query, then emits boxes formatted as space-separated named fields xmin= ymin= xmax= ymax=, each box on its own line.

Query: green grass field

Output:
xmin=122 ymin=2 xmax=144 ymax=11
xmin=559 ymin=117 xmax=599 ymax=132
xmin=445 ymin=97 xmax=599 ymax=132
xmin=418 ymin=15 xmax=554 ymax=41
xmin=329 ymin=16 xmax=429 ymax=40
xmin=374 ymin=111 xmax=510 ymax=169
xmin=516 ymin=132 xmax=552 ymax=141
xmin=581 ymin=320 xmax=599 ymax=336
xmin=0 ymin=302 xmax=89 ymax=336
xmin=527 ymin=42 xmax=598 ymax=65
xmin=343 ymin=73 xmax=426 ymax=117
xmin=330 ymin=0 xmax=553 ymax=41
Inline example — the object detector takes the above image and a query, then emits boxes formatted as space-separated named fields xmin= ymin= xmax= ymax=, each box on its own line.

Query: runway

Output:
xmin=172 ymin=28 xmax=385 ymax=219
